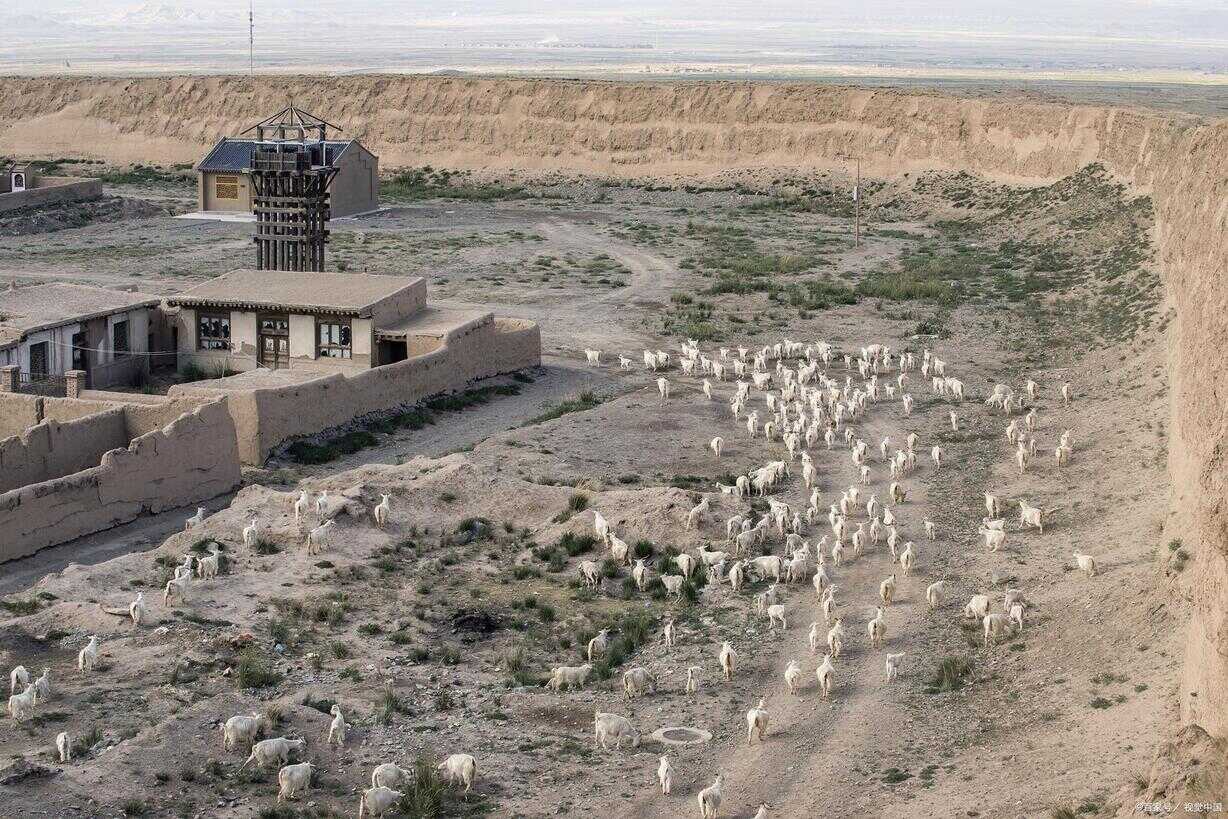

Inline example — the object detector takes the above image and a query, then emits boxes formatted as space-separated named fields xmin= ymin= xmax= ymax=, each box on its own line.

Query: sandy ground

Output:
xmin=0 ymin=170 xmax=1180 ymax=819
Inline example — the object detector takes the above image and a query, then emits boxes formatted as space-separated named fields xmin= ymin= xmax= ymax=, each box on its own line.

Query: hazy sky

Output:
xmin=12 ymin=0 xmax=1228 ymax=38
xmin=6 ymin=0 xmax=1227 ymax=75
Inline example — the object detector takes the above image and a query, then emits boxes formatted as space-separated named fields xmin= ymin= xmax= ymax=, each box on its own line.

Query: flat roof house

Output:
xmin=167 ymin=269 xmax=444 ymax=374
xmin=196 ymin=137 xmax=378 ymax=218
xmin=0 ymin=283 xmax=160 ymax=392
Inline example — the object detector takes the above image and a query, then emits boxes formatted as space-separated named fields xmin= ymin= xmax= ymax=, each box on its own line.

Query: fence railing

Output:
xmin=17 ymin=372 xmax=67 ymax=397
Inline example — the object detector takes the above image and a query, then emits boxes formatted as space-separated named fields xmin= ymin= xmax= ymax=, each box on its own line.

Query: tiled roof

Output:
xmin=166 ymin=269 xmax=422 ymax=316
xmin=196 ymin=139 xmax=354 ymax=173
xmin=0 ymin=283 xmax=159 ymax=348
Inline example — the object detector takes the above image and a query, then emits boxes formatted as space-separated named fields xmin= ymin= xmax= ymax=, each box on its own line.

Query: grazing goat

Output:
xmin=584 ymin=349 xmax=601 ymax=366
xmin=371 ymin=763 xmax=413 ymax=790
xmin=546 ymin=664 xmax=593 ymax=692
xmin=746 ymin=698 xmax=770 ymax=744
xmin=9 ymin=665 xmax=30 ymax=694
xmin=242 ymin=517 xmax=260 ymax=547
xmin=1073 ymin=552 xmax=1097 ymax=577
xmin=925 ymin=581 xmax=945 ymax=611
xmin=710 ymin=436 xmax=724 ymax=458
xmin=983 ymin=612 xmax=1011 ymax=646
xmin=222 ymin=713 xmax=266 ymax=751
xmin=657 ymin=377 xmax=670 ymax=402
xmin=240 ymin=737 xmax=307 ymax=771
xmin=622 ymin=667 xmax=656 ymax=699
xmin=358 ymin=786 xmax=404 ymax=819
xmin=1009 ymin=603 xmax=1026 ymax=632
xmin=963 ymin=595 xmax=991 ymax=620
xmin=438 ymin=753 xmax=477 ymax=793
xmin=594 ymin=711 xmax=640 ymax=750
xmin=277 ymin=761 xmax=315 ymax=802
xmin=1019 ymin=501 xmax=1054 ymax=534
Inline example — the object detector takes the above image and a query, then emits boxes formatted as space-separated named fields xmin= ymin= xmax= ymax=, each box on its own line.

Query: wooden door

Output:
xmin=257 ymin=315 xmax=290 ymax=370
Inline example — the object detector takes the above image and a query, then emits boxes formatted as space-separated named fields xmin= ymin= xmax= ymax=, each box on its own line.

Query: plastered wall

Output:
xmin=0 ymin=408 xmax=129 ymax=493
xmin=180 ymin=315 xmax=540 ymax=464
xmin=0 ymin=398 xmax=242 ymax=562
xmin=0 ymin=178 xmax=101 ymax=214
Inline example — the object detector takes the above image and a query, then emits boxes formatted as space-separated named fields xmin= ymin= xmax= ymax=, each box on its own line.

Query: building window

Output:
xmin=215 ymin=175 xmax=240 ymax=200
xmin=316 ymin=319 xmax=352 ymax=359
xmin=113 ymin=320 xmax=130 ymax=355
xmin=198 ymin=312 xmax=232 ymax=351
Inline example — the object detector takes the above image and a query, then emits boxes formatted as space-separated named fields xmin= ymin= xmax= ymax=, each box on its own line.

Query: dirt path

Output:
xmin=439 ymin=215 xmax=679 ymax=355
xmin=604 ymin=371 xmax=958 ymax=818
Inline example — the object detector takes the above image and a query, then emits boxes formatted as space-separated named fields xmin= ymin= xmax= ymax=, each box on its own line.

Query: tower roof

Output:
xmin=242 ymin=104 xmax=342 ymax=143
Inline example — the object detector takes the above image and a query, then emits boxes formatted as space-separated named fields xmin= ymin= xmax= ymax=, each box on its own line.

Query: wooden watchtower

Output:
xmin=244 ymin=106 xmax=340 ymax=272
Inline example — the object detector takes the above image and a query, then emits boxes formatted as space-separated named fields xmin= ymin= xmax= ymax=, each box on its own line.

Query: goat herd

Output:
xmin=4 ymin=335 xmax=1083 ymax=818
xmin=576 ymin=338 xmax=1083 ymax=818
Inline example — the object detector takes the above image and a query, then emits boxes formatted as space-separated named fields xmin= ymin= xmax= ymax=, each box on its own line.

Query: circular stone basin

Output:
xmin=650 ymin=726 xmax=713 ymax=746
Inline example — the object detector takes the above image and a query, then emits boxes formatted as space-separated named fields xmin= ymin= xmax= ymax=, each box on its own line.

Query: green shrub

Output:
xmin=236 ymin=649 xmax=281 ymax=689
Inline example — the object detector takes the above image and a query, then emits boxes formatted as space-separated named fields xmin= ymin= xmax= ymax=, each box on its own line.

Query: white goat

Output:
xmin=438 ymin=753 xmax=477 ymax=793
xmin=277 ymin=761 xmax=315 ymax=802
xmin=184 ymin=506 xmax=206 ymax=530
xmin=719 ymin=641 xmax=737 ymax=681
xmin=358 ymin=786 xmax=405 ymax=819
xmin=698 ymin=775 xmax=724 ymax=819
xmin=658 ymin=755 xmax=674 ymax=794
xmin=594 ymin=711 xmax=640 ymax=750
xmin=374 ymin=494 xmax=391 ymax=527
xmin=305 ymin=520 xmax=335 ymax=554
xmin=78 ymin=636 xmax=99 ymax=673
xmin=327 ymin=704 xmax=348 ymax=747
xmin=746 ymin=698 xmax=770 ymax=744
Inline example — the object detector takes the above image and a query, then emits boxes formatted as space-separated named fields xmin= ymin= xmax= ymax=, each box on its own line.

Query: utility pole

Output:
xmin=853 ymin=156 xmax=861 ymax=248
xmin=249 ymin=1 xmax=254 ymax=76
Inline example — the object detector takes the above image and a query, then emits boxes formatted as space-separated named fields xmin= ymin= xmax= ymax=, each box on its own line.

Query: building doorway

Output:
xmin=257 ymin=314 xmax=290 ymax=369
xmin=71 ymin=331 xmax=89 ymax=374
xmin=28 ymin=341 xmax=49 ymax=376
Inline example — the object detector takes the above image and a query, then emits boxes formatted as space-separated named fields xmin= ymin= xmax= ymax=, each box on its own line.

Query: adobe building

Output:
xmin=0 ymin=282 xmax=162 ymax=391
xmin=195 ymin=107 xmax=378 ymax=218
xmin=167 ymin=269 xmax=427 ymax=372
